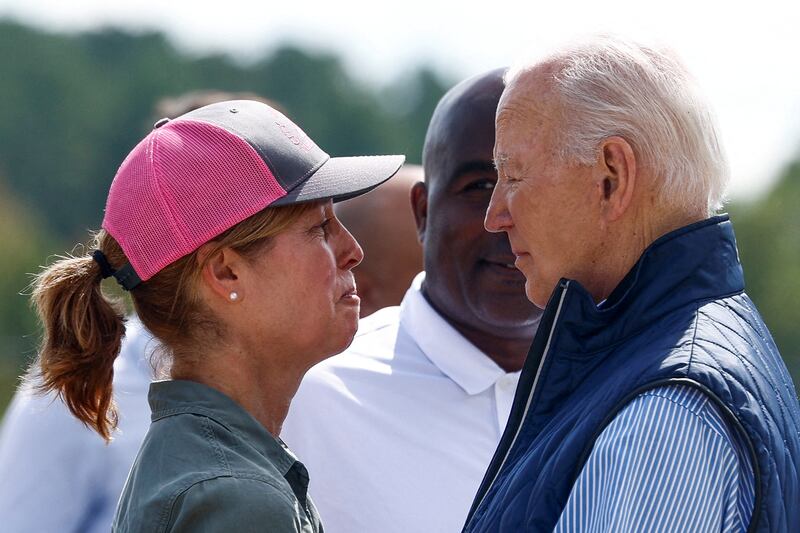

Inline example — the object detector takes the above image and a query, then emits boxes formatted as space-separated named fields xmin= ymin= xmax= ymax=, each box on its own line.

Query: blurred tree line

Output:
xmin=0 ymin=20 xmax=797 ymax=414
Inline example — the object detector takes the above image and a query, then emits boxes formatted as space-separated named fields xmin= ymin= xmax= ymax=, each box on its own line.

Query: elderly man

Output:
xmin=463 ymin=37 xmax=800 ymax=533
xmin=281 ymin=69 xmax=542 ymax=533
xmin=334 ymin=164 xmax=424 ymax=317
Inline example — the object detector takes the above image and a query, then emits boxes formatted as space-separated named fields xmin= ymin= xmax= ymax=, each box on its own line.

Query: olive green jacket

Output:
xmin=113 ymin=380 xmax=323 ymax=532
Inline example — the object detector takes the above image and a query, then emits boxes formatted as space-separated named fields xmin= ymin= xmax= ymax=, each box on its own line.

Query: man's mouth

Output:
xmin=483 ymin=259 xmax=522 ymax=272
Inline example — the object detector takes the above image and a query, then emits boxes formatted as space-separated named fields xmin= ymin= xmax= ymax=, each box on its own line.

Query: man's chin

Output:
xmin=473 ymin=301 xmax=543 ymax=331
xmin=525 ymin=289 xmax=549 ymax=311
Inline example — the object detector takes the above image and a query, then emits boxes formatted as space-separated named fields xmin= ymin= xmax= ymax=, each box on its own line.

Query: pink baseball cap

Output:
xmin=102 ymin=99 xmax=404 ymax=288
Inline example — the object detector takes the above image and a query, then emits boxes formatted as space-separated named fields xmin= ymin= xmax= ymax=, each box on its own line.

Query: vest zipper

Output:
xmin=466 ymin=281 xmax=570 ymax=528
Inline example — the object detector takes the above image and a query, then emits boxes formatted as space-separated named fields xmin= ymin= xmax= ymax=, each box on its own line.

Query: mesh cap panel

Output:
xmin=103 ymin=120 xmax=285 ymax=280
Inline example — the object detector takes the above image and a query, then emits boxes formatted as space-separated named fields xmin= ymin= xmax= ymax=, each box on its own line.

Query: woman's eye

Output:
xmin=317 ymin=218 xmax=332 ymax=238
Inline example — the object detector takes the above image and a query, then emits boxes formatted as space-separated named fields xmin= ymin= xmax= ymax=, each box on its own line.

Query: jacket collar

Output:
xmin=148 ymin=379 xmax=297 ymax=476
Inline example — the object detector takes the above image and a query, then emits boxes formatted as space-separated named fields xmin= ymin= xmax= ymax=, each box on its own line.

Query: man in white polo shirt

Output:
xmin=281 ymin=68 xmax=542 ymax=533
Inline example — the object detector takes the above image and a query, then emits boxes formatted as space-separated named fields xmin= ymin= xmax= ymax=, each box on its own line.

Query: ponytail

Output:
xmin=27 ymin=203 xmax=314 ymax=441
xmin=30 ymin=234 xmax=126 ymax=442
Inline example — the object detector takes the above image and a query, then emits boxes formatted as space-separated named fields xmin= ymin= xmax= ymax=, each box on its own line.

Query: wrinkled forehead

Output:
xmin=499 ymin=66 xmax=561 ymax=123
xmin=495 ymin=72 xmax=562 ymax=164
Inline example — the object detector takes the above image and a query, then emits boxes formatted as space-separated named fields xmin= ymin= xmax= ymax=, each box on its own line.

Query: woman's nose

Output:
xmin=336 ymin=220 xmax=364 ymax=271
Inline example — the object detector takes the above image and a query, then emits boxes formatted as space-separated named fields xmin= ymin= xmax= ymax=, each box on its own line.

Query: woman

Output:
xmin=30 ymin=99 xmax=403 ymax=532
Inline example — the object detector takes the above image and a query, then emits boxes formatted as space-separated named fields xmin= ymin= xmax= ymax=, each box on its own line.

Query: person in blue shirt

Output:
xmin=0 ymin=317 xmax=154 ymax=533
xmin=463 ymin=35 xmax=800 ymax=533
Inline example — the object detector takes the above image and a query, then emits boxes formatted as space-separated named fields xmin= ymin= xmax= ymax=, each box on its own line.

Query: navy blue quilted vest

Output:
xmin=464 ymin=216 xmax=800 ymax=533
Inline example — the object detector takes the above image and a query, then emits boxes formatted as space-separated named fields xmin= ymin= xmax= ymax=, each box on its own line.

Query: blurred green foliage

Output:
xmin=729 ymin=160 xmax=800 ymax=377
xmin=0 ymin=20 xmax=451 ymax=409
xmin=0 ymin=20 xmax=448 ymax=241
xmin=0 ymin=20 xmax=797 ymax=416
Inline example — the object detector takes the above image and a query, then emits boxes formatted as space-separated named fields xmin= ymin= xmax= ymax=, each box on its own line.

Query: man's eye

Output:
xmin=464 ymin=179 xmax=495 ymax=192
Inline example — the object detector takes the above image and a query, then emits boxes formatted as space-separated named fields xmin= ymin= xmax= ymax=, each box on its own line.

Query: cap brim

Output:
xmin=270 ymin=154 xmax=405 ymax=206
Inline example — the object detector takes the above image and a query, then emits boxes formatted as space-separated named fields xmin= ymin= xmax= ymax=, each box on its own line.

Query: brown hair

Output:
xmin=31 ymin=202 xmax=314 ymax=442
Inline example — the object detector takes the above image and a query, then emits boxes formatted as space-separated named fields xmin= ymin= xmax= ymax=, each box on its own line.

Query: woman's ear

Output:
xmin=197 ymin=244 xmax=243 ymax=303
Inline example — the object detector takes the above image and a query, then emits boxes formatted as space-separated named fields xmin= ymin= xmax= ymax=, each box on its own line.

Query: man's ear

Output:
xmin=197 ymin=244 xmax=243 ymax=303
xmin=410 ymin=181 xmax=429 ymax=245
xmin=594 ymin=136 xmax=637 ymax=222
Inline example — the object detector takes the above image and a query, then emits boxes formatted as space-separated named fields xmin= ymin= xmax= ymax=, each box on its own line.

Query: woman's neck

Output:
xmin=171 ymin=346 xmax=304 ymax=437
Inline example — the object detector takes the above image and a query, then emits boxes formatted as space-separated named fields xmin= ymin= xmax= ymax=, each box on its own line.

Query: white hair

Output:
xmin=507 ymin=36 xmax=729 ymax=215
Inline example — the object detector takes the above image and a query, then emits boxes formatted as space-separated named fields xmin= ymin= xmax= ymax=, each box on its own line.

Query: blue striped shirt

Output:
xmin=553 ymin=384 xmax=755 ymax=532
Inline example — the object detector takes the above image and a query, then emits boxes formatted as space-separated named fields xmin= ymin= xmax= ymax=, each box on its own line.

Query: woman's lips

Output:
xmin=339 ymin=287 xmax=360 ymax=303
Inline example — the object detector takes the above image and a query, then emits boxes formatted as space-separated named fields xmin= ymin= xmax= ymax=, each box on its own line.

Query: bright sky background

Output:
xmin=2 ymin=0 xmax=799 ymax=202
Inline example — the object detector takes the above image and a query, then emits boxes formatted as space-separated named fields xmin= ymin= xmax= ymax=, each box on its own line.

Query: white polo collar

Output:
xmin=399 ymin=272 xmax=508 ymax=396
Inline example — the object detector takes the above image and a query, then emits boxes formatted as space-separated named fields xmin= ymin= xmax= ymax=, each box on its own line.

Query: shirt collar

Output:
xmin=399 ymin=272 xmax=509 ymax=396
xmin=148 ymin=379 xmax=297 ymax=477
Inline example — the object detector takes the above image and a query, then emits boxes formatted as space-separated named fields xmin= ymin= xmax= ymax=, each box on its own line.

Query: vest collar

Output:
xmin=554 ymin=215 xmax=744 ymax=355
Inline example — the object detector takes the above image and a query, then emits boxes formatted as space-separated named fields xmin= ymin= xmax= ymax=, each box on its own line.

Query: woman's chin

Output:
xmin=313 ymin=322 xmax=359 ymax=364
xmin=334 ymin=326 xmax=359 ymax=356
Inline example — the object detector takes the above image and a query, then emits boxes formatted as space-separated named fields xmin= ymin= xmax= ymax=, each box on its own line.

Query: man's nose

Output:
xmin=485 ymin=182 xmax=512 ymax=233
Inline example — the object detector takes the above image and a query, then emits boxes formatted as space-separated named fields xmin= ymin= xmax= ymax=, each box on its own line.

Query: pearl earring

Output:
xmin=229 ymin=292 xmax=239 ymax=301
